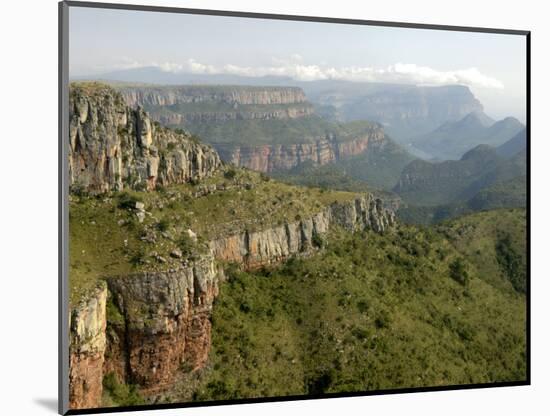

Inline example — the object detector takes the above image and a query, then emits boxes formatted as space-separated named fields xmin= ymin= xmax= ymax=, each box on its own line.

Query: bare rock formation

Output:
xmin=69 ymin=83 xmax=221 ymax=194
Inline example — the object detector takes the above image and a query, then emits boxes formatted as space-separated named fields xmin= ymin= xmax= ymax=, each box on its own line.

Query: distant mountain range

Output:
xmin=496 ymin=128 xmax=527 ymax=158
xmin=411 ymin=111 xmax=524 ymax=160
xmin=395 ymin=129 xmax=527 ymax=224
xmin=76 ymin=67 xmax=485 ymax=143
xmin=395 ymin=130 xmax=526 ymax=205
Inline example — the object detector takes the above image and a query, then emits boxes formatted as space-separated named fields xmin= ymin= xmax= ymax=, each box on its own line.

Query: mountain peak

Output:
xmin=460 ymin=144 xmax=498 ymax=161
xmin=459 ymin=110 xmax=494 ymax=128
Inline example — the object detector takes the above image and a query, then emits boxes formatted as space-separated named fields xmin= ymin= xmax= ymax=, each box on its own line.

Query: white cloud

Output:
xmin=109 ymin=57 xmax=504 ymax=89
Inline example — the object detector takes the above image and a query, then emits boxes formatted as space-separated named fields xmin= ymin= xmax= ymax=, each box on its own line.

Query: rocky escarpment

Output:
xmin=105 ymin=255 xmax=224 ymax=394
xmin=116 ymin=84 xmax=388 ymax=173
xmin=210 ymin=194 xmax=395 ymax=267
xmin=118 ymin=85 xmax=314 ymax=124
xmin=215 ymin=125 xmax=386 ymax=172
xmin=69 ymin=254 xmax=224 ymax=409
xmin=69 ymin=282 xmax=108 ymax=409
xmin=119 ymin=85 xmax=308 ymax=106
xmin=68 ymin=194 xmax=395 ymax=409
xmin=69 ymin=83 xmax=221 ymax=194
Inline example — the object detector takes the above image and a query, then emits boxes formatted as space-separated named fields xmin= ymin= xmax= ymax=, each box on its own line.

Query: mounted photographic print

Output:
xmin=59 ymin=1 xmax=530 ymax=414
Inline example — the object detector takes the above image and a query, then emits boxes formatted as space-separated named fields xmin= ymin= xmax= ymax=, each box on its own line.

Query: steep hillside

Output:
xmin=169 ymin=210 xmax=526 ymax=402
xmin=67 ymin=80 xmax=526 ymax=411
xmin=413 ymin=112 xmax=524 ymax=160
xmin=496 ymin=128 xmax=527 ymax=158
xmin=437 ymin=209 xmax=527 ymax=293
xmin=394 ymin=144 xmax=526 ymax=206
xmin=273 ymin=135 xmax=415 ymax=191
xmin=397 ymin=173 xmax=527 ymax=226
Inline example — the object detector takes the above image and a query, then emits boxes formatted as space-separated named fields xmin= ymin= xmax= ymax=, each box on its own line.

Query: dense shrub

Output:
xmin=495 ymin=232 xmax=526 ymax=293
xmin=224 ymin=169 xmax=237 ymax=180
xmin=102 ymin=372 xmax=144 ymax=406
xmin=117 ymin=192 xmax=143 ymax=210
xmin=449 ymin=258 xmax=469 ymax=286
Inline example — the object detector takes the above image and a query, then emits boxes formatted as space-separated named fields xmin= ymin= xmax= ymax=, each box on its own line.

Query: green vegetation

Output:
xmin=330 ymin=137 xmax=415 ymax=190
xmin=397 ymin=175 xmax=527 ymax=226
xmin=272 ymin=136 xmax=414 ymax=191
xmin=495 ymin=232 xmax=527 ymax=293
xmin=153 ymin=101 xmax=313 ymax=115
xmin=395 ymin=143 xmax=526 ymax=225
xmin=271 ymin=161 xmax=372 ymax=193
xmin=102 ymin=372 xmax=145 ymax=407
xmin=436 ymin=209 xmax=527 ymax=294
xmin=69 ymin=168 xmax=357 ymax=304
xmin=184 ymin=210 xmax=526 ymax=401
xmin=181 ymin=117 xmax=373 ymax=146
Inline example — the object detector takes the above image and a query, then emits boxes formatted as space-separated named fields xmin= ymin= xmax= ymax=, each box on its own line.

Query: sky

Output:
xmin=69 ymin=7 xmax=527 ymax=121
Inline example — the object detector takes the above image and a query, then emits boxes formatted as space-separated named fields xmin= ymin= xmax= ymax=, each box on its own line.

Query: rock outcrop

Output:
xmin=69 ymin=282 xmax=108 ymax=410
xmin=105 ymin=254 xmax=224 ymax=393
xmin=215 ymin=126 xmax=386 ymax=172
xmin=69 ymin=254 xmax=224 ymax=409
xmin=210 ymin=194 xmax=395 ymax=267
xmin=69 ymin=83 xmax=221 ymax=194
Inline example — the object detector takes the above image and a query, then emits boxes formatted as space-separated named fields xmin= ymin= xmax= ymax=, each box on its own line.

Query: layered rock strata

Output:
xmin=215 ymin=126 xmax=386 ymax=172
xmin=210 ymin=194 xmax=395 ymax=267
xmin=69 ymin=83 xmax=221 ymax=194
xmin=69 ymin=255 xmax=224 ymax=408
xmin=68 ymin=282 xmax=108 ymax=409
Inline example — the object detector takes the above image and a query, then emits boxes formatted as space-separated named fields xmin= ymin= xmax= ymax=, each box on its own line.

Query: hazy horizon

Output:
xmin=69 ymin=7 xmax=527 ymax=122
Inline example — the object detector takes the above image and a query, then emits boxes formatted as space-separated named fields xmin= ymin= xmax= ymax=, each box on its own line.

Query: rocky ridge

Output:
xmin=69 ymin=83 xmax=221 ymax=194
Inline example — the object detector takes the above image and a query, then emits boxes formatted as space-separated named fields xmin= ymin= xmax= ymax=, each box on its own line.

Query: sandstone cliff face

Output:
xmin=119 ymin=86 xmax=308 ymax=107
xmin=69 ymin=282 xmax=108 ymax=410
xmin=106 ymin=254 xmax=224 ymax=394
xmin=210 ymin=195 xmax=395 ymax=267
xmin=69 ymin=254 xmax=224 ymax=409
xmin=69 ymin=83 xmax=221 ymax=194
xmin=215 ymin=126 xmax=386 ymax=172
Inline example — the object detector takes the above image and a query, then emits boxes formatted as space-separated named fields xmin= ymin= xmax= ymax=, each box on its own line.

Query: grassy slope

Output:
xmin=162 ymin=209 xmax=526 ymax=403
xmin=69 ymin=168 xmax=357 ymax=305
